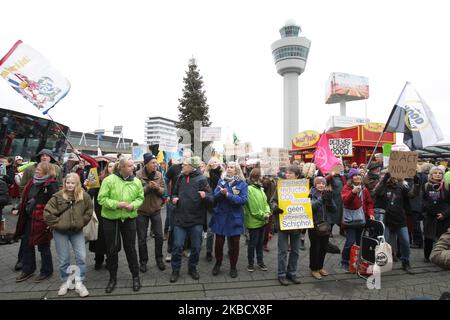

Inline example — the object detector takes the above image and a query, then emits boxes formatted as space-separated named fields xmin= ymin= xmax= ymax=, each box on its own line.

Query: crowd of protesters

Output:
xmin=1 ymin=147 xmax=450 ymax=297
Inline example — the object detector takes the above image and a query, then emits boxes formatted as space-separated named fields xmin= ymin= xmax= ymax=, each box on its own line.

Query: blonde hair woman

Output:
xmin=210 ymin=162 xmax=248 ymax=278
xmin=44 ymin=173 xmax=93 ymax=297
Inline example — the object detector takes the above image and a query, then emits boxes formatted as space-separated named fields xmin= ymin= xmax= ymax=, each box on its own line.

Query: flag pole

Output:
xmin=365 ymin=82 xmax=409 ymax=170
xmin=45 ymin=112 xmax=82 ymax=162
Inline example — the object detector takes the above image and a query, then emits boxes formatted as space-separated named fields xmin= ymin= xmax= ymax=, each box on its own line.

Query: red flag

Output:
xmin=313 ymin=133 xmax=342 ymax=174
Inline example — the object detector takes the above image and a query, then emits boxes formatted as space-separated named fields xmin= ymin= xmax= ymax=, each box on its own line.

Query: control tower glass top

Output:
xmin=279 ymin=25 xmax=301 ymax=37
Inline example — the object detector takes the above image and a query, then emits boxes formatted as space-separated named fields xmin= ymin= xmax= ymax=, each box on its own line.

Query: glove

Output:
xmin=273 ymin=207 xmax=284 ymax=215
xmin=322 ymin=191 xmax=332 ymax=201
xmin=414 ymin=174 xmax=420 ymax=185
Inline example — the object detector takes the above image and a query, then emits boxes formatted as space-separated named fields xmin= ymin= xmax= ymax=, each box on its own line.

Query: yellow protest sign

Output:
xmin=277 ymin=179 xmax=314 ymax=231
xmin=86 ymin=167 xmax=100 ymax=189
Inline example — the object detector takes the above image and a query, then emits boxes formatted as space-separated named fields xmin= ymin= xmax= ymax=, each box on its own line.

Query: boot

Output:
xmin=105 ymin=274 xmax=117 ymax=293
xmin=212 ymin=261 xmax=221 ymax=276
xmin=402 ymin=261 xmax=414 ymax=275
xmin=132 ymin=276 xmax=141 ymax=292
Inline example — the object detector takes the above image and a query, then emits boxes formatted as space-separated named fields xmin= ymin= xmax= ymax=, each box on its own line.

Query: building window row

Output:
xmin=272 ymin=45 xmax=309 ymax=62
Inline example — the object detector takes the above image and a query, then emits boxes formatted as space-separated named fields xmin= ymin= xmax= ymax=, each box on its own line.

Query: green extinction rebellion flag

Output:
xmin=384 ymin=82 xmax=443 ymax=150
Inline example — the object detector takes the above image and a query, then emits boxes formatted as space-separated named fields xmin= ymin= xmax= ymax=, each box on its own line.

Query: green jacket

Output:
xmin=98 ymin=173 xmax=144 ymax=220
xmin=244 ymin=184 xmax=270 ymax=229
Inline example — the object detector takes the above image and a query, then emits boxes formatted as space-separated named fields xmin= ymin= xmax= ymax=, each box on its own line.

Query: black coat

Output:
xmin=172 ymin=170 xmax=213 ymax=228
xmin=422 ymin=182 xmax=450 ymax=239
xmin=381 ymin=182 xmax=411 ymax=229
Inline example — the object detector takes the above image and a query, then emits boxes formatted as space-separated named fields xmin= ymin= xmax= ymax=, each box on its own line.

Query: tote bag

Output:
xmin=83 ymin=211 xmax=98 ymax=241
xmin=342 ymin=191 xmax=366 ymax=228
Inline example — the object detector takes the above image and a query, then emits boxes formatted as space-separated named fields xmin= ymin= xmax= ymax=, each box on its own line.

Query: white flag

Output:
xmin=384 ymin=82 xmax=444 ymax=150
xmin=0 ymin=40 xmax=70 ymax=114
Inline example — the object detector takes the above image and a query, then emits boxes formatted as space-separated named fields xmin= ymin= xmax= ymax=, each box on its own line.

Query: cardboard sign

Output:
xmin=277 ymin=179 xmax=314 ymax=231
xmin=329 ymin=138 xmax=352 ymax=156
xmin=388 ymin=151 xmax=418 ymax=179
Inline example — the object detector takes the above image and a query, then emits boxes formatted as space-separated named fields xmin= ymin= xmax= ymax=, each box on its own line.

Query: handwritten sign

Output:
xmin=329 ymin=138 xmax=352 ymax=156
xmin=277 ymin=179 xmax=314 ymax=231
xmin=388 ymin=151 xmax=418 ymax=179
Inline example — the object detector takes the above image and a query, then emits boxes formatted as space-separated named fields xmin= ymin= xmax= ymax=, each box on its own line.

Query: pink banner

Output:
xmin=313 ymin=133 xmax=342 ymax=174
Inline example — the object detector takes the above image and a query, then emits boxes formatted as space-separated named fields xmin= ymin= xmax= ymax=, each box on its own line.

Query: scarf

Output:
xmin=223 ymin=175 xmax=240 ymax=186
xmin=33 ymin=175 xmax=50 ymax=186
xmin=429 ymin=178 xmax=443 ymax=190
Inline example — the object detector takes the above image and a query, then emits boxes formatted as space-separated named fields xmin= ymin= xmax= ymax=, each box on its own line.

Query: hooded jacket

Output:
xmin=44 ymin=190 xmax=93 ymax=232
xmin=172 ymin=169 xmax=213 ymax=228
xmin=97 ymin=172 xmax=144 ymax=220
xmin=20 ymin=149 xmax=62 ymax=193
xmin=136 ymin=167 xmax=165 ymax=216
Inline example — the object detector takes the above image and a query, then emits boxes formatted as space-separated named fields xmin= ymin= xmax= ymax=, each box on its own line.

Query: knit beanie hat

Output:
xmin=314 ymin=176 xmax=327 ymax=186
xmin=348 ymin=168 xmax=361 ymax=179
xmin=143 ymin=153 xmax=156 ymax=165
xmin=184 ymin=156 xmax=201 ymax=168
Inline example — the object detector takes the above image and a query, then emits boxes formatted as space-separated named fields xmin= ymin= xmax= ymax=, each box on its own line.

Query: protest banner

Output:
xmin=85 ymin=167 xmax=100 ymax=189
xmin=132 ymin=145 xmax=148 ymax=162
xmin=388 ymin=151 xmax=418 ymax=179
xmin=277 ymin=179 xmax=314 ymax=231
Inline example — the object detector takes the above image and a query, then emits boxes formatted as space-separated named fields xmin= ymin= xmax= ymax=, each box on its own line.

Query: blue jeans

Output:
xmin=374 ymin=208 xmax=385 ymax=223
xmin=53 ymin=230 xmax=87 ymax=281
xmin=341 ymin=227 xmax=363 ymax=267
xmin=171 ymin=224 xmax=203 ymax=272
xmin=277 ymin=232 xmax=300 ymax=277
xmin=248 ymin=227 xmax=265 ymax=265
xmin=21 ymin=218 xmax=53 ymax=276
xmin=385 ymin=226 xmax=410 ymax=263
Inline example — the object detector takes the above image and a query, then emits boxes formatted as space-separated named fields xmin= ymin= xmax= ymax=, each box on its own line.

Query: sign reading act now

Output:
xmin=388 ymin=151 xmax=418 ymax=179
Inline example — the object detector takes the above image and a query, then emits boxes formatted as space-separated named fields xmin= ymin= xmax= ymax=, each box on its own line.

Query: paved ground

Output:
xmin=1 ymin=204 xmax=449 ymax=300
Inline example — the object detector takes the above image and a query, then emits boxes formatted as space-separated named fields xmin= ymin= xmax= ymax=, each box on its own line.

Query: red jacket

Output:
xmin=341 ymin=183 xmax=374 ymax=220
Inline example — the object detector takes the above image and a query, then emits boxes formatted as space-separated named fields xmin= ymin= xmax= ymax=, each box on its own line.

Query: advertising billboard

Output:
xmin=325 ymin=72 xmax=369 ymax=104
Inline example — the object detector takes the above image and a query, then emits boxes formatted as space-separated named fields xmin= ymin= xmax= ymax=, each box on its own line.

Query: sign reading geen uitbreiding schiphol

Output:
xmin=277 ymin=179 xmax=314 ymax=231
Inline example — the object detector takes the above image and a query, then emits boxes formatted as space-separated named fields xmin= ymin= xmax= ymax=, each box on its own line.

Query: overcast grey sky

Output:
xmin=1 ymin=0 xmax=449 ymax=151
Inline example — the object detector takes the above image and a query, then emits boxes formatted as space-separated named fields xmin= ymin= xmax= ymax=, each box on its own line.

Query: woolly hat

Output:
xmin=183 ymin=156 xmax=201 ymax=168
xmin=313 ymin=176 xmax=327 ymax=186
xmin=35 ymin=149 xmax=56 ymax=163
xmin=348 ymin=168 xmax=361 ymax=179
xmin=143 ymin=153 xmax=156 ymax=165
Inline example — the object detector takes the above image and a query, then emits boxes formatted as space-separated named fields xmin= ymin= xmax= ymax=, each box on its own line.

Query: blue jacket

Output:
xmin=210 ymin=178 xmax=248 ymax=236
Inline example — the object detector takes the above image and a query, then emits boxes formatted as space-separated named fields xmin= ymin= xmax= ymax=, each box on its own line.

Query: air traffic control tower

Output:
xmin=271 ymin=20 xmax=311 ymax=149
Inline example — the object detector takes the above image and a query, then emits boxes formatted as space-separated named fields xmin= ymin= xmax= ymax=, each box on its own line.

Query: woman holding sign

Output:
xmin=309 ymin=176 xmax=336 ymax=280
xmin=270 ymin=165 xmax=303 ymax=286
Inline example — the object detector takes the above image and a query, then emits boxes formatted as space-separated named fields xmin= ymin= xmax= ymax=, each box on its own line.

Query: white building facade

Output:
xmin=144 ymin=116 xmax=178 ymax=151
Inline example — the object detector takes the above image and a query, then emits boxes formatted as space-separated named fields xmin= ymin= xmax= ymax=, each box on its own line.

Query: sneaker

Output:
xmin=286 ymin=274 xmax=301 ymax=284
xmin=230 ymin=268 xmax=238 ymax=278
xmin=402 ymin=262 xmax=415 ymax=275
xmin=183 ymin=250 xmax=191 ymax=258
xmin=75 ymin=282 xmax=89 ymax=297
xmin=165 ymin=254 xmax=172 ymax=262
xmin=278 ymin=276 xmax=289 ymax=286
xmin=257 ymin=263 xmax=268 ymax=271
xmin=16 ymin=272 xmax=33 ymax=282
xmin=58 ymin=282 xmax=69 ymax=296
xmin=247 ymin=264 xmax=255 ymax=272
